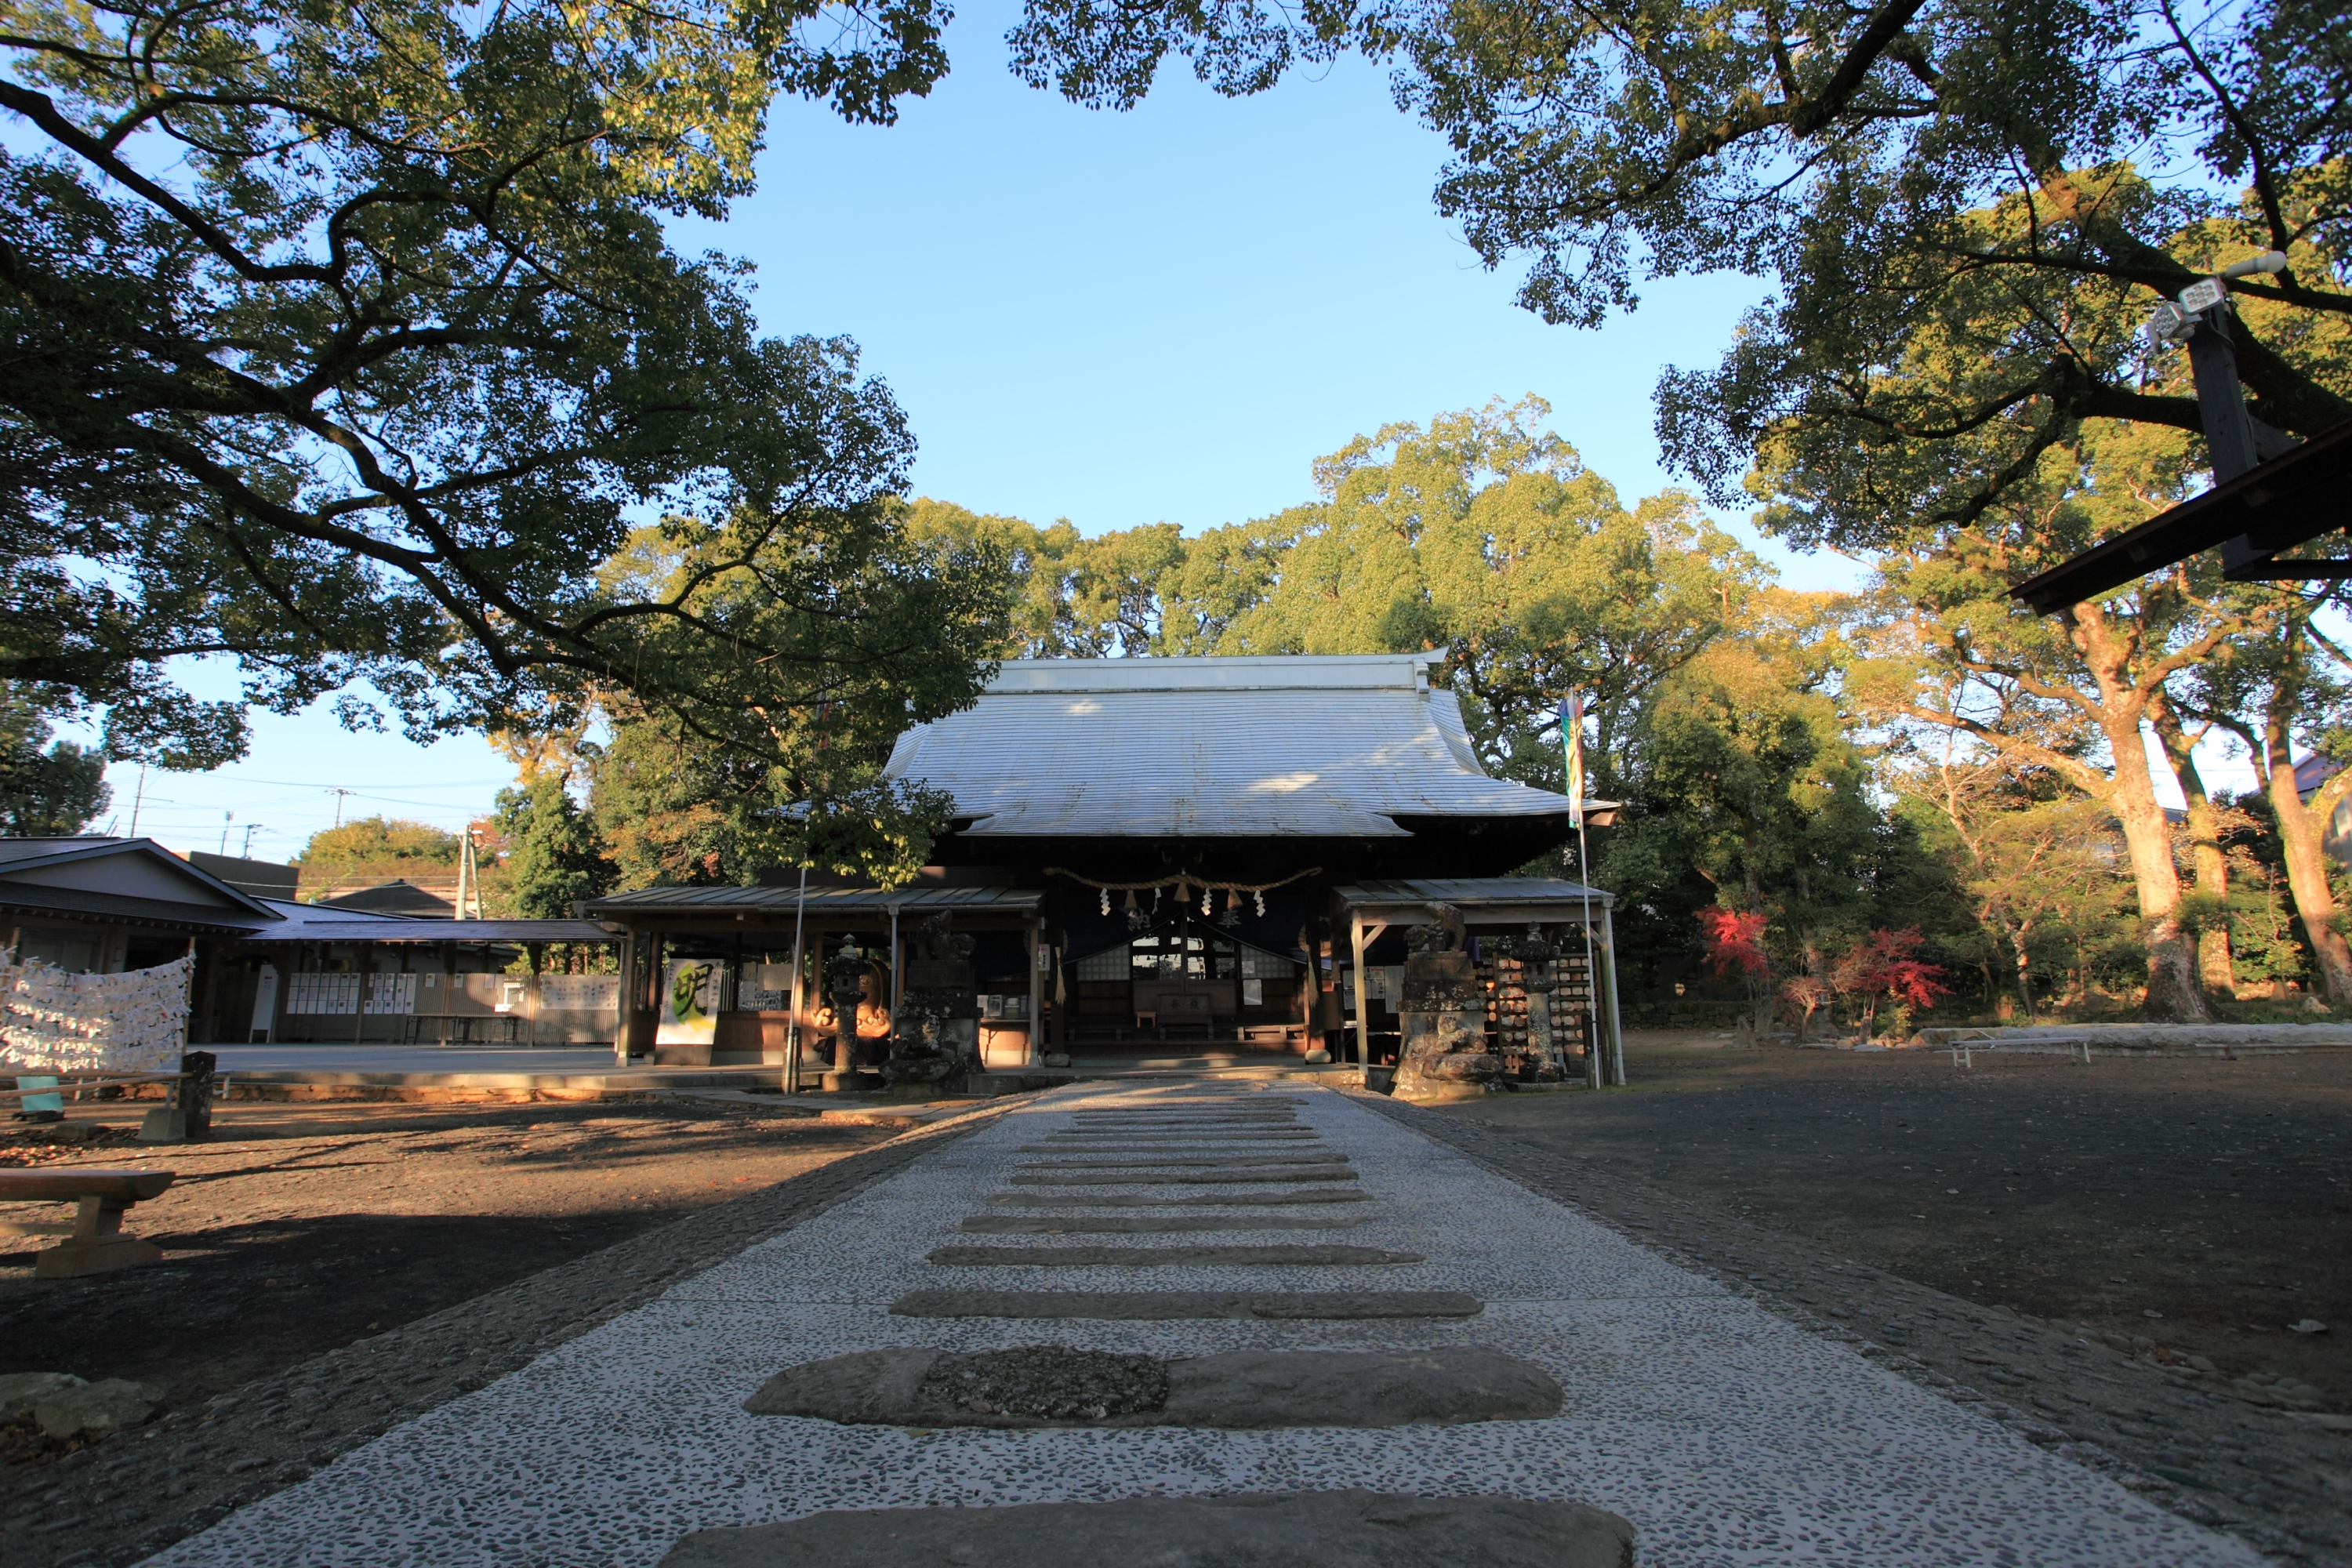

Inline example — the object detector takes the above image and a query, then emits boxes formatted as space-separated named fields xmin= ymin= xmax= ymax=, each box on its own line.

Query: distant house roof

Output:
xmin=255 ymin=898 xmax=416 ymax=931
xmin=0 ymin=838 xmax=283 ymax=934
xmin=314 ymin=880 xmax=456 ymax=918
xmin=883 ymin=655 xmax=1577 ymax=840
xmin=183 ymin=851 xmax=299 ymax=900
xmin=2298 ymin=754 xmax=2343 ymax=804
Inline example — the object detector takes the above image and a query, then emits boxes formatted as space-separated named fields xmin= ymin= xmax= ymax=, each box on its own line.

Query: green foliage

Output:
xmin=902 ymin=401 xmax=1765 ymax=796
xmin=1595 ymin=590 xmax=1925 ymax=1001
xmin=586 ymin=700 xmax=956 ymax=891
xmin=493 ymin=779 xmax=613 ymax=920
xmin=1007 ymin=0 xmax=2352 ymax=544
xmin=0 ymin=684 xmax=107 ymax=835
xmin=293 ymin=817 xmax=459 ymax=878
xmin=2 ymin=0 xmax=966 ymax=769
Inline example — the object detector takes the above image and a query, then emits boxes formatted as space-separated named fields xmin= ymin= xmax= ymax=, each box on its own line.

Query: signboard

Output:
xmin=657 ymin=960 xmax=727 ymax=1047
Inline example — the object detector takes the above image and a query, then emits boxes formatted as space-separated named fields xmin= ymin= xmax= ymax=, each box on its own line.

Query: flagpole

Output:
xmin=1561 ymin=692 xmax=1602 ymax=1091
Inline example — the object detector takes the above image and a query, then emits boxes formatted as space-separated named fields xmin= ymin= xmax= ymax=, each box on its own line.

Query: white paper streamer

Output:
xmin=0 ymin=951 xmax=193 ymax=1073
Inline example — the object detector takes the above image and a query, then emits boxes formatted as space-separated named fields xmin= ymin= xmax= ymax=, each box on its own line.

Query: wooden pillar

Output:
xmin=1600 ymin=904 xmax=1627 ymax=1087
xmin=1348 ymin=914 xmax=1370 ymax=1066
xmin=889 ymin=907 xmax=903 ymax=1035
xmin=784 ymin=920 xmax=808 ymax=1094
xmin=614 ymin=930 xmax=634 ymax=1067
xmin=1027 ymin=920 xmax=1045 ymax=1068
xmin=1581 ymin=918 xmax=1602 ymax=1091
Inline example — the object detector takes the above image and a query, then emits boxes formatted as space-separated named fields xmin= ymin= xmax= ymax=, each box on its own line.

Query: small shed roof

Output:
xmin=1334 ymin=877 xmax=1616 ymax=920
xmin=585 ymin=884 xmax=1041 ymax=920
xmin=885 ymin=655 xmax=1576 ymax=840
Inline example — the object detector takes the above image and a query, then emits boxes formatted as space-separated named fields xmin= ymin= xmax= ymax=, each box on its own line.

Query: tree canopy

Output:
xmin=292 ymin=816 xmax=460 ymax=877
xmin=494 ymin=777 xmax=613 ymax=920
xmin=0 ymin=684 xmax=109 ymax=836
xmin=1008 ymin=0 xmax=2352 ymax=548
xmin=2 ymin=0 xmax=980 ymax=773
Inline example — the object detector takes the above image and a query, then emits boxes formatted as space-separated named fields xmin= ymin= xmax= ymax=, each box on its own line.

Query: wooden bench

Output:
xmin=0 ymin=1168 xmax=176 ymax=1278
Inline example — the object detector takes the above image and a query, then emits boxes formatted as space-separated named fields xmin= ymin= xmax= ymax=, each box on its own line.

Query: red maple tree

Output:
xmin=1698 ymin=908 xmax=1777 ymax=1033
xmin=1831 ymin=927 xmax=1951 ymax=1043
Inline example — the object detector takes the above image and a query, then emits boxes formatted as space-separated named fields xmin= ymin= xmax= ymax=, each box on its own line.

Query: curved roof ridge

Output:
xmin=888 ymin=657 xmax=1571 ymax=840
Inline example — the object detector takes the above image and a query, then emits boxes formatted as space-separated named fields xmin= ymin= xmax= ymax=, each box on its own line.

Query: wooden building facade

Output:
xmin=587 ymin=655 xmax=1624 ymax=1082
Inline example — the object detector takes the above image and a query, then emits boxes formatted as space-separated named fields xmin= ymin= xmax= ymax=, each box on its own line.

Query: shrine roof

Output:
xmin=885 ymin=655 xmax=1578 ymax=840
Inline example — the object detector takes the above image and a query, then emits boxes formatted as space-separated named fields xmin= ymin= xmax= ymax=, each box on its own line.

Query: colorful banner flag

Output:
xmin=1559 ymin=691 xmax=1585 ymax=815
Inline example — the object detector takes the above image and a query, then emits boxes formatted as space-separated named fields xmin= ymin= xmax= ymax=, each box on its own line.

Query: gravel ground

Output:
xmin=0 ymin=1099 xmax=1020 ymax=1568
xmin=0 ymin=1100 xmax=899 ymax=1403
xmin=1460 ymin=1036 xmax=2350 ymax=1408
xmin=1358 ymin=1081 xmax=2352 ymax=1565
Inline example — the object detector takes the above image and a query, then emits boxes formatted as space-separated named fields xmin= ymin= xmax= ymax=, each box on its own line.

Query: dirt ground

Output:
xmin=1439 ymin=1033 xmax=2351 ymax=1408
xmin=0 ymin=1098 xmax=897 ymax=1410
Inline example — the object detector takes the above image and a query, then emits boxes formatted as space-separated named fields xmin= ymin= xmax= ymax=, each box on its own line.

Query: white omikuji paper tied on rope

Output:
xmin=0 ymin=952 xmax=193 ymax=1072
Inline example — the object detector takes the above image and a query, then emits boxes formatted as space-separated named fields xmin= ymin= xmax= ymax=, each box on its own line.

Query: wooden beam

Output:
xmin=1027 ymin=920 xmax=1045 ymax=1069
xmin=1349 ymin=914 xmax=1370 ymax=1067
xmin=1600 ymin=906 xmax=1627 ymax=1087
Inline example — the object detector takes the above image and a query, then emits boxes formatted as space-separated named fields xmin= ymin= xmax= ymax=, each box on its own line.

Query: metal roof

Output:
xmin=1334 ymin=877 xmax=1616 ymax=914
xmin=238 ymin=917 xmax=615 ymax=944
xmin=585 ymin=884 xmax=1041 ymax=919
xmin=884 ymin=656 xmax=1576 ymax=839
xmin=0 ymin=837 xmax=283 ymax=929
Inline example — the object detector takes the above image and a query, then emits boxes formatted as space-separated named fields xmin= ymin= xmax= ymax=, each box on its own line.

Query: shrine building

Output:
xmin=586 ymin=655 xmax=1624 ymax=1081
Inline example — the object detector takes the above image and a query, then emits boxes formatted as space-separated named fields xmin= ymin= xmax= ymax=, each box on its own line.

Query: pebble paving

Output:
xmin=136 ymin=1082 xmax=2267 ymax=1566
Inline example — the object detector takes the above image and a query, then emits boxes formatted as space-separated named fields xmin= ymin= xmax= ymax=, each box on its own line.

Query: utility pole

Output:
xmin=456 ymin=829 xmax=479 ymax=920
xmin=326 ymin=786 xmax=354 ymax=827
xmin=240 ymin=823 xmax=264 ymax=857
xmin=127 ymin=764 xmax=147 ymax=838
xmin=218 ymin=811 xmax=234 ymax=854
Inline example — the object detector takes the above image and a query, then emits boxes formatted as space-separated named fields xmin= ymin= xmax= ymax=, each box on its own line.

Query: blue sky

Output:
xmin=99 ymin=5 xmax=1886 ymax=858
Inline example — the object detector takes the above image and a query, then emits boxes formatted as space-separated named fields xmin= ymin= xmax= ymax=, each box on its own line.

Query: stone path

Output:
xmin=136 ymin=1082 xmax=2268 ymax=1565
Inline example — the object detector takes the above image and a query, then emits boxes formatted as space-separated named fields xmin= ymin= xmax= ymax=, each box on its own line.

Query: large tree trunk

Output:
xmin=2259 ymin=686 xmax=2352 ymax=1005
xmin=2074 ymin=612 xmax=2212 ymax=1022
xmin=2151 ymin=700 xmax=2237 ymax=996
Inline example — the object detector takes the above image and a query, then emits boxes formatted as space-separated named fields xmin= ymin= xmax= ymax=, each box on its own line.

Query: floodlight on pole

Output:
xmin=2017 ymin=248 xmax=2342 ymax=612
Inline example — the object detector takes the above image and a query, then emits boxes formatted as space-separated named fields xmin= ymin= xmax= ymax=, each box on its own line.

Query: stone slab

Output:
xmin=887 ymin=1290 xmax=1483 ymax=1320
xmin=1036 ymin=1134 xmax=1324 ymax=1143
xmin=661 ymin=1490 xmax=1635 ymax=1568
xmin=924 ymin=1244 xmax=1422 ymax=1267
xmin=959 ymin=1214 xmax=1370 ymax=1234
xmin=0 ymin=1370 xmax=85 ymax=1420
xmin=1065 ymin=1120 xmax=1302 ymax=1129
xmin=743 ymin=1347 xmax=1561 ymax=1430
xmin=1015 ymin=1154 xmax=1347 ymax=1168
xmin=987 ymin=1189 xmax=1371 ymax=1207
xmin=1009 ymin=1167 xmax=1359 ymax=1186
xmin=1021 ymin=1141 xmax=1323 ymax=1152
